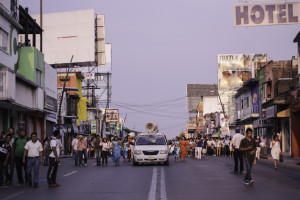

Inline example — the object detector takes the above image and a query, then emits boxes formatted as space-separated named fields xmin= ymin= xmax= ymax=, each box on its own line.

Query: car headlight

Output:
xmin=134 ymin=150 xmax=142 ymax=155
xmin=160 ymin=150 xmax=168 ymax=154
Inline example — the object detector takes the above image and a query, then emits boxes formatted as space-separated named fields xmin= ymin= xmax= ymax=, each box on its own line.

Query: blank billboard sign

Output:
xmin=32 ymin=10 xmax=96 ymax=65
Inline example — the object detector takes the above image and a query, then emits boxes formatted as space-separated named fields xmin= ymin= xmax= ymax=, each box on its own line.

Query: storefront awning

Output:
xmin=277 ymin=108 xmax=290 ymax=118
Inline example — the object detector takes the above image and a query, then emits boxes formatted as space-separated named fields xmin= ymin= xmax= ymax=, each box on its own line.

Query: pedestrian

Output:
xmin=207 ymin=138 xmax=215 ymax=156
xmin=229 ymin=138 xmax=234 ymax=158
xmin=260 ymin=135 xmax=267 ymax=158
xmin=0 ymin=134 xmax=12 ymax=187
xmin=111 ymin=136 xmax=121 ymax=166
xmin=188 ymin=138 xmax=194 ymax=158
xmin=71 ymin=135 xmax=79 ymax=166
xmin=231 ymin=128 xmax=245 ymax=174
xmin=195 ymin=138 xmax=203 ymax=159
xmin=271 ymin=135 xmax=281 ymax=170
xmin=87 ymin=138 xmax=93 ymax=158
xmin=255 ymin=136 xmax=261 ymax=160
xmin=121 ymin=137 xmax=129 ymax=162
xmin=43 ymin=137 xmax=51 ymax=166
xmin=179 ymin=136 xmax=188 ymax=161
xmin=93 ymin=135 xmax=101 ymax=165
xmin=100 ymin=138 xmax=109 ymax=166
xmin=239 ymin=128 xmax=256 ymax=186
xmin=23 ymin=132 xmax=43 ymax=188
xmin=213 ymin=138 xmax=218 ymax=156
xmin=174 ymin=137 xmax=180 ymax=161
xmin=5 ymin=128 xmax=15 ymax=185
xmin=223 ymin=136 xmax=230 ymax=157
xmin=127 ymin=136 xmax=133 ymax=162
xmin=47 ymin=130 xmax=61 ymax=187
xmin=78 ymin=135 xmax=87 ymax=167
xmin=217 ymin=138 xmax=222 ymax=156
xmin=13 ymin=129 xmax=29 ymax=186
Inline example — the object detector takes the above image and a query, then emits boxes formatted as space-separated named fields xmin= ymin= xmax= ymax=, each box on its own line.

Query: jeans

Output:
xmin=15 ymin=156 xmax=27 ymax=184
xmin=244 ymin=157 xmax=254 ymax=181
xmin=5 ymin=157 xmax=14 ymax=183
xmin=74 ymin=150 xmax=79 ymax=166
xmin=234 ymin=149 xmax=244 ymax=172
xmin=102 ymin=151 xmax=108 ymax=164
xmin=95 ymin=149 xmax=101 ymax=164
xmin=47 ymin=157 xmax=58 ymax=185
xmin=79 ymin=149 xmax=87 ymax=166
xmin=224 ymin=145 xmax=229 ymax=157
xmin=0 ymin=160 xmax=5 ymax=185
xmin=27 ymin=157 xmax=40 ymax=185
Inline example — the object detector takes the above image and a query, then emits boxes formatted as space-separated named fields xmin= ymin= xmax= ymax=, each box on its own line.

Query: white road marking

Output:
xmin=2 ymin=190 xmax=25 ymax=200
xmin=63 ymin=170 xmax=78 ymax=177
xmin=160 ymin=167 xmax=167 ymax=200
xmin=148 ymin=166 xmax=158 ymax=200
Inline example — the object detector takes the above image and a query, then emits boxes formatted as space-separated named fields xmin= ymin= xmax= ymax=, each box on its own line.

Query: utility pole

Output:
xmin=40 ymin=0 xmax=42 ymax=29
xmin=57 ymin=56 xmax=73 ymax=137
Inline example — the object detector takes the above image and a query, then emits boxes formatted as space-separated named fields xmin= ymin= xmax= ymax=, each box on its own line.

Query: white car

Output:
xmin=133 ymin=133 xmax=169 ymax=166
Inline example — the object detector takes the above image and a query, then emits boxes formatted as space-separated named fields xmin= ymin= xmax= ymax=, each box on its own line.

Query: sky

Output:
xmin=20 ymin=0 xmax=300 ymax=138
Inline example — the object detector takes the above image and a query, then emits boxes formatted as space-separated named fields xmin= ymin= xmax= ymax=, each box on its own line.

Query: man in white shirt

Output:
xmin=207 ymin=138 xmax=215 ymax=156
xmin=47 ymin=130 xmax=61 ymax=187
xmin=231 ymin=128 xmax=245 ymax=174
xmin=23 ymin=132 xmax=43 ymax=188
xmin=71 ymin=135 xmax=79 ymax=166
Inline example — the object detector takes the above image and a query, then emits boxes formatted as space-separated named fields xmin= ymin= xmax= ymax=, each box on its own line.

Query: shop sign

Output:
xmin=46 ymin=113 xmax=57 ymax=123
xmin=45 ymin=94 xmax=58 ymax=112
xmin=266 ymin=105 xmax=277 ymax=118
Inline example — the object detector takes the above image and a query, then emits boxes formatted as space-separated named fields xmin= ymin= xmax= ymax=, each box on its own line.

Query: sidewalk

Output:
xmin=259 ymin=153 xmax=300 ymax=166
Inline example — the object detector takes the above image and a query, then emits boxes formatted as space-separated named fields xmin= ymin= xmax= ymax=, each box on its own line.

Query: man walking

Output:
xmin=239 ymin=128 xmax=256 ymax=186
xmin=0 ymin=134 xmax=12 ymax=187
xmin=47 ymin=130 xmax=61 ymax=187
xmin=13 ymin=129 xmax=28 ymax=186
xmin=23 ymin=132 xmax=43 ymax=188
xmin=195 ymin=138 xmax=203 ymax=159
xmin=5 ymin=128 xmax=15 ymax=185
xmin=231 ymin=128 xmax=245 ymax=174
xmin=71 ymin=135 xmax=79 ymax=166
xmin=93 ymin=135 xmax=101 ymax=165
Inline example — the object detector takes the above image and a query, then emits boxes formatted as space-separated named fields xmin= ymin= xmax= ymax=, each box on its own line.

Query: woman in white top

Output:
xmin=271 ymin=135 xmax=281 ymax=170
xmin=100 ymin=138 xmax=110 ymax=166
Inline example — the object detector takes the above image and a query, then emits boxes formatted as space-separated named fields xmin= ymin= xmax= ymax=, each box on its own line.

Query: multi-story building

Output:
xmin=0 ymin=3 xmax=48 ymax=141
xmin=234 ymin=78 xmax=260 ymax=135
xmin=257 ymin=59 xmax=298 ymax=153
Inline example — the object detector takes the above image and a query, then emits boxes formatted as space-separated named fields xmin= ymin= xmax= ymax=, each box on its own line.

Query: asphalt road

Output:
xmin=0 ymin=155 xmax=299 ymax=200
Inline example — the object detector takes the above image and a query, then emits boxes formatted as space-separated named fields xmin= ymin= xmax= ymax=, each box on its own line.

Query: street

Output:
xmin=1 ymin=155 xmax=299 ymax=200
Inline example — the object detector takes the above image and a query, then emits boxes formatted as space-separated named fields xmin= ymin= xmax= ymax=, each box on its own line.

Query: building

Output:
xmin=186 ymin=84 xmax=217 ymax=137
xmin=258 ymin=59 xmax=298 ymax=153
xmin=235 ymin=78 xmax=260 ymax=135
xmin=0 ymin=3 xmax=46 ymax=141
xmin=291 ymin=32 xmax=300 ymax=158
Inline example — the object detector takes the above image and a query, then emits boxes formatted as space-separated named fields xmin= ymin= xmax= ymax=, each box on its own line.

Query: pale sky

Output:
xmin=20 ymin=0 xmax=300 ymax=138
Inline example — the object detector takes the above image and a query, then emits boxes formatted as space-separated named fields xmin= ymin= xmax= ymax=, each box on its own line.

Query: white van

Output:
xmin=133 ymin=133 xmax=169 ymax=166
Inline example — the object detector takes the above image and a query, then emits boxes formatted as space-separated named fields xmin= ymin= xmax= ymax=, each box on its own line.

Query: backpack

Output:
xmin=44 ymin=141 xmax=52 ymax=156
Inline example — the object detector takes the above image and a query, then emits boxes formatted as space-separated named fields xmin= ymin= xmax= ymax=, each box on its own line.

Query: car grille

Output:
xmin=143 ymin=151 xmax=159 ymax=155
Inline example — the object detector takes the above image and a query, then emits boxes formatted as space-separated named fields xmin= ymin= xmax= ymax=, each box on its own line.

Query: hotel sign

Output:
xmin=234 ymin=2 xmax=299 ymax=26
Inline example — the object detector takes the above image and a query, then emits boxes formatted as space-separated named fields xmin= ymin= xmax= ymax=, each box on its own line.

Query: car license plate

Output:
xmin=149 ymin=157 xmax=153 ymax=159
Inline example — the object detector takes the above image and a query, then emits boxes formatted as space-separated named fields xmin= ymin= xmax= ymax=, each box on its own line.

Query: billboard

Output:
xmin=218 ymin=54 xmax=267 ymax=93
xmin=105 ymin=109 xmax=119 ymax=123
xmin=91 ymin=120 xmax=97 ymax=134
xmin=32 ymin=10 xmax=96 ymax=65
xmin=234 ymin=2 xmax=299 ymax=27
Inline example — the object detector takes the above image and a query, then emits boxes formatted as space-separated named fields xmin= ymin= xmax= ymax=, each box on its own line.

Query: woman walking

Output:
xmin=174 ymin=137 xmax=181 ymax=161
xmin=77 ymin=136 xmax=87 ymax=167
xmin=100 ymin=138 xmax=109 ymax=166
xmin=111 ymin=136 xmax=121 ymax=166
xmin=180 ymin=136 xmax=188 ymax=161
xmin=122 ymin=137 xmax=129 ymax=162
xmin=271 ymin=135 xmax=281 ymax=170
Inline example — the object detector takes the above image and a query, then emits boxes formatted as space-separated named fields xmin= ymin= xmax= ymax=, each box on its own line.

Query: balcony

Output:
xmin=241 ymin=105 xmax=259 ymax=121
xmin=0 ymin=69 xmax=16 ymax=101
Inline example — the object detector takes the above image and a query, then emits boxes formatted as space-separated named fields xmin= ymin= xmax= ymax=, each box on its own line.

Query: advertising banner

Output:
xmin=105 ymin=109 xmax=119 ymax=123
xmin=91 ymin=120 xmax=97 ymax=134
xmin=218 ymin=54 xmax=267 ymax=94
xmin=57 ymin=88 xmax=66 ymax=117
xmin=234 ymin=2 xmax=299 ymax=27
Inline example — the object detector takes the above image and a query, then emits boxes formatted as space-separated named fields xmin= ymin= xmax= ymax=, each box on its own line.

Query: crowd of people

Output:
xmin=0 ymin=126 xmax=283 ymax=189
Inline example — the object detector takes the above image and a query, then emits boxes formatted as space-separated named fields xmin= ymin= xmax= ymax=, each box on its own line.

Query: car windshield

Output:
xmin=136 ymin=135 xmax=166 ymax=145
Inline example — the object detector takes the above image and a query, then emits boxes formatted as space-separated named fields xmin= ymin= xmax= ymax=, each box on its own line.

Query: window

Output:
xmin=35 ymin=69 xmax=41 ymax=86
xmin=0 ymin=28 xmax=9 ymax=52
xmin=136 ymin=136 xmax=166 ymax=145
